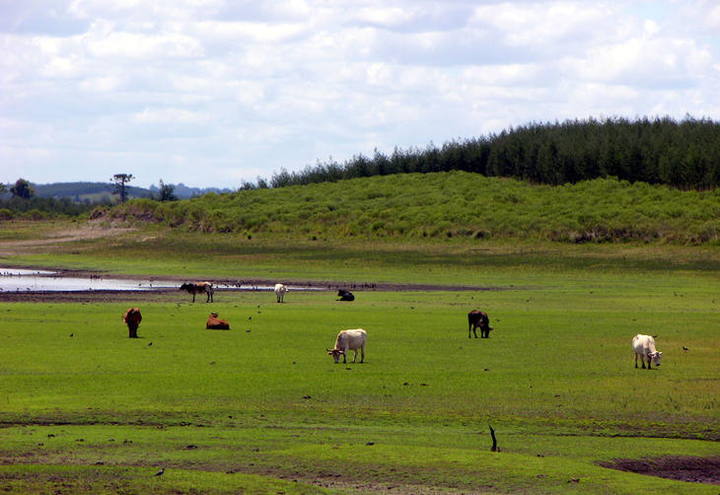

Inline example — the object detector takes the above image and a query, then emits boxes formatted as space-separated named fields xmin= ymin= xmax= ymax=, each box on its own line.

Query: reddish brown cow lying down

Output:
xmin=206 ymin=312 xmax=230 ymax=330
xmin=123 ymin=307 xmax=142 ymax=338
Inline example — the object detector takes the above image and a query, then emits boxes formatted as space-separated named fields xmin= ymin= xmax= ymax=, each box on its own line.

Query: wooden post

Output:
xmin=489 ymin=424 xmax=499 ymax=452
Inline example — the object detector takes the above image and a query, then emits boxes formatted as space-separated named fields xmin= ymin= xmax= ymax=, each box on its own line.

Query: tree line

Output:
xmin=258 ymin=116 xmax=720 ymax=190
xmin=0 ymin=176 xmax=176 ymax=219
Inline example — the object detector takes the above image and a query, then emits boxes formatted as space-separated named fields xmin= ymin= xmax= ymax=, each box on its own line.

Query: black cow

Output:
xmin=180 ymin=282 xmax=214 ymax=303
xmin=337 ymin=289 xmax=355 ymax=302
xmin=468 ymin=310 xmax=493 ymax=338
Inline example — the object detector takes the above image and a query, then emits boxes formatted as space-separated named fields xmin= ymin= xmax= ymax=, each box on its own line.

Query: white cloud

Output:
xmin=566 ymin=36 xmax=711 ymax=88
xmin=133 ymin=107 xmax=210 ymax=124
xmin=83 ymin=29 xmax=204 ymax=59
xmin=190 ymin=20 xmax=309 ymax=43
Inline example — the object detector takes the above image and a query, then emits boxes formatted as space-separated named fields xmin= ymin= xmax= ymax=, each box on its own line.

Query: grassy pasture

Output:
xmin=0 ymin=222 xmax=718 ymax=493
xmin=0 ymin=282 xmax=719 ymax=492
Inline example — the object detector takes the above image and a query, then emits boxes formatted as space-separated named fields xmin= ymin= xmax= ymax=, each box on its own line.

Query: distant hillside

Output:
xmin=33 ymin=182 xmax=151 ymax=202
xmin=105 ymin=171 xmax=720 ymax=244
xmin=147 ymin=183 xmax=233 ymax=199
xmin=21 ymin=182 xmax=231 ymax=202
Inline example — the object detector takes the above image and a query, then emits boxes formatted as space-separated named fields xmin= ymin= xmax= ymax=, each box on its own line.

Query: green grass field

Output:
xmin=0 ymin=222 xmax=718 ymax=493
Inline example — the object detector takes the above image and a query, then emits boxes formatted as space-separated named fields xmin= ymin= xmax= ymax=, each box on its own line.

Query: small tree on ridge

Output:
xmin=112 ymin=174 xmax=134 ymax=203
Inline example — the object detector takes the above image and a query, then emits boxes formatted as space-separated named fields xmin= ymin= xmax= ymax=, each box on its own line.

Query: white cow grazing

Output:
xmin=274 ymin=283 xmax=288 ymax=303
xmin=632 ymin=334 xmax=663 ymax=369
xmin=327 ymin=329 xmax=367 ymax=364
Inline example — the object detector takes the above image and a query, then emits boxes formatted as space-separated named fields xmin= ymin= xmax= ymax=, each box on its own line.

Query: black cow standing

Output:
xmin=336 ymin=289 xmax=355 ymax=301
xmin=468 ymin=310 xmax=493 ymax=338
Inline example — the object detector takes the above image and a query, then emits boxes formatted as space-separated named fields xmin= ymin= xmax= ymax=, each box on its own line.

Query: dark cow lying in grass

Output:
xmin=468 ymin=310 xmax=493 ymax=338
xmin=206 ymin=312 xmax=230 ymax=330
xmin=337 ymin=289 xmax=355 ymax=301
xmin=180 ymin=282 xmax=214 ymax=303
xmin=123 ymin=307 xmax=142 ymax=338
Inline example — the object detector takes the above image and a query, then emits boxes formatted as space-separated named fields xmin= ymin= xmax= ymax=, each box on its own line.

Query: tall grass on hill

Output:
xmin=105 ymin=172 xmax=720 ymax=244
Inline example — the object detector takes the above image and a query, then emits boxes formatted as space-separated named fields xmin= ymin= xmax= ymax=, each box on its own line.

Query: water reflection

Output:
xmin=0 ymin=268 xmax=323 ymax=292
xmin=0 ymin=269 xmax=177 ymax=292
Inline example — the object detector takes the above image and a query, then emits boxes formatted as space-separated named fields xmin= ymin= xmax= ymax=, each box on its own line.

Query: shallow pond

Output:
xmin=0 ymin=269 xmax=322 ymax=293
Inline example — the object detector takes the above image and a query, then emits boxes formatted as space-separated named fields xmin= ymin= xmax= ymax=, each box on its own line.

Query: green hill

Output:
xmin=105 ymin=171 xmax=720 ymax=244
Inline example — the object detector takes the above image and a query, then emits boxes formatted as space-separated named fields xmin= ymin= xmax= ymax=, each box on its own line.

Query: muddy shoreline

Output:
xmin=600 ymin=456 xmax=720 ymax=485
xmin=0 ymin=265 xmax=510 ymax=302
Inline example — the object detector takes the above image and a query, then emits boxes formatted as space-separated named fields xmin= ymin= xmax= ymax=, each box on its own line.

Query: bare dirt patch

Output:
xmin=0 ymin=225 xmax=136 ymax=256
xmin=599 ymin=456 xmax=720 ymax=485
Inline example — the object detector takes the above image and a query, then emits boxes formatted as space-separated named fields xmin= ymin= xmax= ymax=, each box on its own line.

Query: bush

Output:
xmin=23 ymin=209 xmax=49 ymax=220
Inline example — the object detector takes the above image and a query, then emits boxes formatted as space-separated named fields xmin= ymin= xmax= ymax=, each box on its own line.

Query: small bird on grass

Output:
xmin=153 ymin=468 xmax=165 ymax=477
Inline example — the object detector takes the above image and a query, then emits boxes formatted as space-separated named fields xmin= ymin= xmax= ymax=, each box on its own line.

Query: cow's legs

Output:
xmin=360 ymin=346 xmax=365 ymax=363
xmin=634 ymin=353 xmax=638 ymax=368
xmin=192 ymin=293 xmax=196 ymax=303
xmin=646 ymin=357 xmax=652 ymax=370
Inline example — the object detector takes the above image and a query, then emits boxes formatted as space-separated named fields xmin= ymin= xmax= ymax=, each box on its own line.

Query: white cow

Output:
xmin=274 ymin=283 xmax=288 ymax=303
xmin=632 ymin=334 xmax=663 ymax=369
xmin=327 ymin=329 xmax=367 ymax=364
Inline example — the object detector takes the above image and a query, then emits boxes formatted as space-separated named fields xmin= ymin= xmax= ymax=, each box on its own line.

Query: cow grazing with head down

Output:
xmin=180 ymin=282 xmax=214 ymax=303
xmin=274 ymin=283 xmax=288 ymax=303
xmin=206 ymin=312 xmax=230 ymax=330
xmin=468 ymin=310 xmax=493 ymax=338
xmin=632 ymin=334 xmax=663 ymax=369
xmin=123 ymin=307 xmax=142 ymax=338
xmin=336 ymin=289 xmax=355 ymax=301
xmin=327 ymin=328 xmax=367 ymax=364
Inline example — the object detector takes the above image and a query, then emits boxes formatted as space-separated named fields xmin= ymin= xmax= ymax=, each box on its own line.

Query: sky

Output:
xmin=1 ymin=1 xmax=718 ymax=189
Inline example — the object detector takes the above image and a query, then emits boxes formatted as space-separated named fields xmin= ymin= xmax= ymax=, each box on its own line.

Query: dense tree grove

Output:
xmin=265 ymin=117 xmax=720 ymax=190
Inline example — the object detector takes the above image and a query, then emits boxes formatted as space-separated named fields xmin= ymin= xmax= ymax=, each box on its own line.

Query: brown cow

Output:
xmin=123 ymin=307 xmax=142 ymax=338
xmin=468 ymin=310 xmax=492 ymax=338
xmin=180 ymin=282 xmax=214 ymax=303
xmin=206 ymin=312 xmax=230 ymax=330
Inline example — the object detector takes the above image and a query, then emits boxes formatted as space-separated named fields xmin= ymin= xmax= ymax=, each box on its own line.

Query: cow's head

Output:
xmin=179 ymin=283 xmax=191 ymax=291
xmin=650 ymin=351 xmax=663 ymax=366
xmin=209 ymin=312 xmax=219 ymax=318
xmin=326 ymin=348 xmax=345 ymax=363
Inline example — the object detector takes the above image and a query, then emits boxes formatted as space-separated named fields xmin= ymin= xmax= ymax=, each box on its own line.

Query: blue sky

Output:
xmin=1 ymin=0 xmax=718 ymax=188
